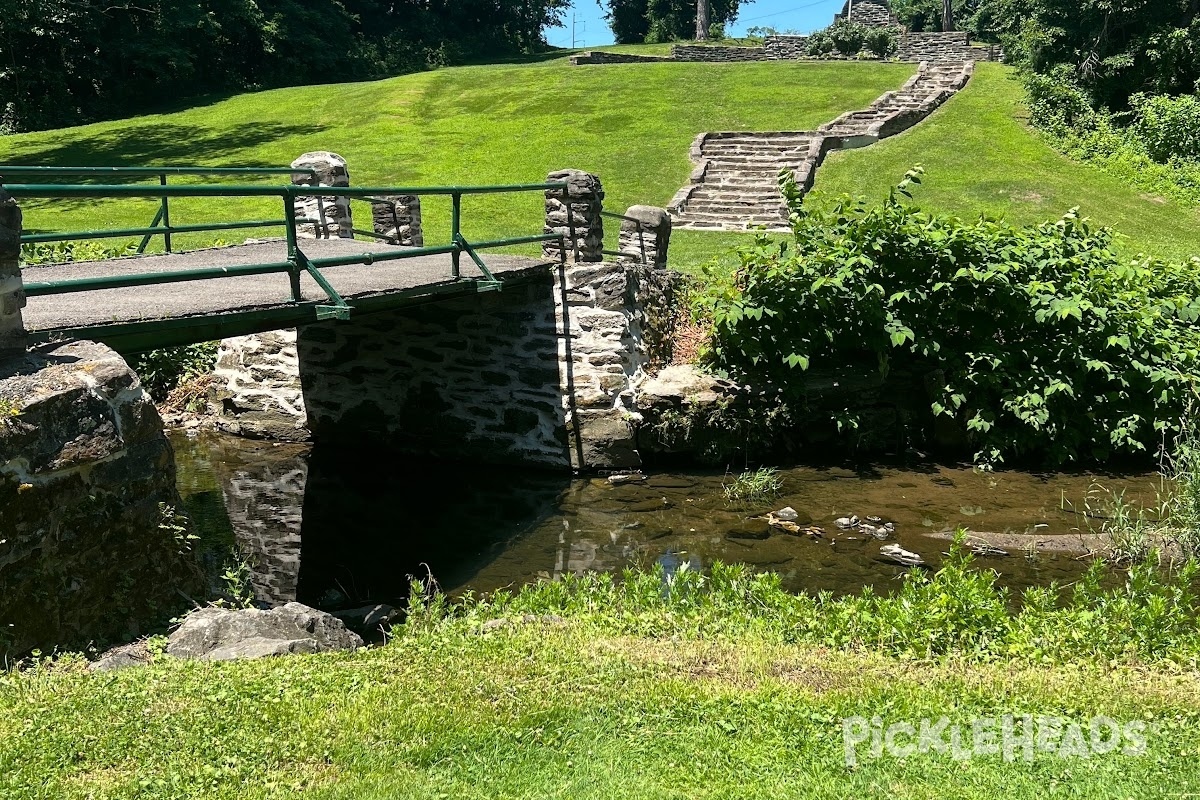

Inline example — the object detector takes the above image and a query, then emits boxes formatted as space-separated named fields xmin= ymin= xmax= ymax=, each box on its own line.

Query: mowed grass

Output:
xmin=0 ymin=55 xmax=913 ymax=270
xmin=3 ymin=622 xmax=1200 ymax=799
xmin=809 ymin=62 xmax=1200 ymax=263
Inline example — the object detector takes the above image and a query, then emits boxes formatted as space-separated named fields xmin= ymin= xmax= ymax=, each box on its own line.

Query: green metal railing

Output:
xmin=0 ymin=165 xmax=319 ymax=254
xmin=2 ymin=167 xmax=569 ymax=323
xmin=599 ymin=209 xmax=648 ymax=264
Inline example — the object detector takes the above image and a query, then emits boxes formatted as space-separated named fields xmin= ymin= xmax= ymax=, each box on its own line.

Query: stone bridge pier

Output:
xmin=217 ymin=159 xmax=677 ymax=473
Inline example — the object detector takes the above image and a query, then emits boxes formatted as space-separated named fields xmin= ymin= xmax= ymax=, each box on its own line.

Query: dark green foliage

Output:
xmin=600 ymin=0 xmax=750 ymax=44
xmin=129 ymin=343 xmax=219 ymax=402
xmin=805 ymin=30 xmax=836 ymax=57
xmin=698 ymin=168 xmax=1200 ymax=466
xmin=0 ymin=0 xmax=570 ymax=132
xmin=1130 ymin=92 xmax=1200 ymax=163
xmin=826 ymin=19 xmax=869 ymax=56
xmin=1024 ymin=74 xmax=1200 ymax=206
xmin=978 ymin=0 xmax=1200 ymax=112
xmin=863 ymin=26 xmax=900 ymax=58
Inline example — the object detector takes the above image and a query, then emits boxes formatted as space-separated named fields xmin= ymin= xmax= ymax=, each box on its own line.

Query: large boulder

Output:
xmin=167 ymin=602 xmax=363 ymax=662
xmin=0 ymin=340 xmax=204 ymax=657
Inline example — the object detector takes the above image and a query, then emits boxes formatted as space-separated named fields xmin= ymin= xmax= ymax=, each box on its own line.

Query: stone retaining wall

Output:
xmin=573 ymin=32 xmax=999 ymax=65
xmin=0 ymin=341 xmax=204 ymax=656
xmin=763 ymin=35 xmax=810 ymax=59
xmin=670 ymin=44 xmax=769 ymax=62
xmin=898 ymin=31 xmax=999 ymax=62
xmin=569 ymin=51 xmax=671 ymax=65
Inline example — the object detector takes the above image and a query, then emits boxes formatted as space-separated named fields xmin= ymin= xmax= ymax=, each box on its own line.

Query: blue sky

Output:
xmin=544 ymin=0 xmax=847 ymax=48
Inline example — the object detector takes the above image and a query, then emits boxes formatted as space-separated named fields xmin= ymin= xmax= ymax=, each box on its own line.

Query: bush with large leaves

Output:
xmin=699 ymin=168 xmax=1200 ymax=466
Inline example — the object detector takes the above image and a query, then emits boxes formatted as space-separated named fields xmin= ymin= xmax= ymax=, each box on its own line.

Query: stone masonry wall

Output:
xmin=212 ymin=331 xmax=309 ymax=442
xmin=897 ymin=31 xmax=998 ymax=62
xmin=0 ymin=341 xmax=205 ymax=656
xmin=298 ymin=268 xmax=569 ymax=469
xmin=576 ymin=33 xmax=998 ymax=65
xmin=763 ymin=36 xmax=810 ymax=59
xmin=670 ymin=44 xmax=769 ymax=62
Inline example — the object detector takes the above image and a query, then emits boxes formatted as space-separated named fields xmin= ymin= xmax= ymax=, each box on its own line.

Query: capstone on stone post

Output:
xmin=543 ymin=169 xmax=604 ymax=263
xmin=617 ymin=205 xmax=672 ymax=269
xmin=0 ymin=188 xmax=26 ymax=358
xmin=370 ymin=195 xmax=423 ymax=246
xmin=291 ymin=152 xmax=353 ymax=239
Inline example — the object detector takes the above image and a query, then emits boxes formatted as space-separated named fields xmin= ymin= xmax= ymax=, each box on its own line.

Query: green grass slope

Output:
xmin=0 ymin=56 xmax=913 ymax=264
xmin=809 ymin=62 xmax=1200 ymax=263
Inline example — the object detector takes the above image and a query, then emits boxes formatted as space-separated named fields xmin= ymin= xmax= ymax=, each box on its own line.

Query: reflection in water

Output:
xmin=171 ymin=430 xmax=1163 ymax=612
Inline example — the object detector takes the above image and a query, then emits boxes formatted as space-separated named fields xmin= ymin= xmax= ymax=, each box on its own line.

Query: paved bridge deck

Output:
xmin=23 ymin=239 xmax=555 ymax=352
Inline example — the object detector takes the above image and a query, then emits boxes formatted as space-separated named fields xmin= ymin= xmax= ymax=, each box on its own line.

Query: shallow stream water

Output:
xmin=172 ymin=430 xmax=1163 ymax=612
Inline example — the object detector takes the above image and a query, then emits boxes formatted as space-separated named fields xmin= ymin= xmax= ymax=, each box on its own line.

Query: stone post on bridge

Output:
xmin=0 ymin=188 xmax=26 ymax=358
xmin=370 ymin=195 xmax=423 ymax=246
xmin=543 ymin=169 xmax=604 ymax=263
xmin=291 ymin=151 xmax=353 ymax=239
xmin=617 ymin=205 xmax=672 ymax=269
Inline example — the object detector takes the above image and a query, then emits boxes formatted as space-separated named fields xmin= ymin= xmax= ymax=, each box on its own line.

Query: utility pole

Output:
xmin=695 ymin=0 xmax=711 ymax=40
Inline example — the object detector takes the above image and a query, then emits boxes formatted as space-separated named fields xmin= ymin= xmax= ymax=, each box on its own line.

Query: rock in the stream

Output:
xmin=880 ymin=544 xmax=925 ymax=567
xmin=332 ymin=604 xmax=401 ymax=633
xmin=774 ymin=506 xmax=799 ymax=521
xmin=167 ymin=602 xmax=363 ymax=662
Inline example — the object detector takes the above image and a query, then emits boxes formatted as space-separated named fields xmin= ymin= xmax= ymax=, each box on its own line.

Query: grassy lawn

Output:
xmin=3 ymin=621 xmax=1198 ymax=799
xmin=0 ymin=55 xmax=913 ymax=270
xmin=809 ymin=62 xmax=1200 ymax=264
xmin=7 ymin=555 xmax=1200 ymax=799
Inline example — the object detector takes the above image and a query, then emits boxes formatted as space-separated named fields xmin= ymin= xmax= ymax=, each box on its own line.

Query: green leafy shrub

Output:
xmin=1024 ymin=75 xmax=1200 ymax=206
xmin=863 ymin=26 xmax=899 ymax=58
xmin=826 ymin=19 xmax=869 ymax=56
xmin=805 ymin=30 xmax=835 ymax=56
xmin=129 ymin=342 xmax=220 ymax=402
xmin=1130 ymin=92 xmax=1200 ymax=163
xmin=20 ymin=240 xmax=138 ymax=265
xmin=697 ymin=167 xmax=1200 ymax=466
xmin=461 ymin=534 xmax=1200 ymax=662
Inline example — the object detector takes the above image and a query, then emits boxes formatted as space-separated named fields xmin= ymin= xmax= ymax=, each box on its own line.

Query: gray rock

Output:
xmin=88 ymin=641 xmax=152 ymax=673
xmin=332 ymin=604 xmax=401 ymax=632
xmin=167 ymin=602 xmax=362 ymax=662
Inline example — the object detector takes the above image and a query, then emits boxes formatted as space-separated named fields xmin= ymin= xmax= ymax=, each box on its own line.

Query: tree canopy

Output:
xmin=0 ymin=0 xmax=569 ymax=133
xmin=599 ymin=0 xmax=751 ymax=44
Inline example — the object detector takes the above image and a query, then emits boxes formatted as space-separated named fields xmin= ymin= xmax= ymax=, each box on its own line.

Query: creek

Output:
xmin=172 ymin=429 xmax=1162 ymax=612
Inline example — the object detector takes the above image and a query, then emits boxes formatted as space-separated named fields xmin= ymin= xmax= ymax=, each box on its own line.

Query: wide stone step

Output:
xmin=674 ymin=210 xmax=787 ymax=225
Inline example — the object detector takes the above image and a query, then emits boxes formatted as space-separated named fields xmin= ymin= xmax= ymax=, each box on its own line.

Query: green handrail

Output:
xmin=9 ymin=174 xmax=570 ymax=323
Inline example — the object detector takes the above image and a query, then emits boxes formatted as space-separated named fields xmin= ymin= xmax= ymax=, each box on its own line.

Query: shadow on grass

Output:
xmin=2 ymin=121 xmax=327 ymax=173
xmin=2 ymin=121 xmax=329 ymax=216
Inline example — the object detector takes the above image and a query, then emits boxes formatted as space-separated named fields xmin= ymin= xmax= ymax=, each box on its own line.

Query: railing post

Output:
xmin=544 ymin=170 xmax=604 ymax=264
xmin=451 ymin=192 xmax=462 ymax=279
xmin=282 ymin=190 xmax=303 ymax=302
xmin=159 ymin=173 xmax=172 ymax=253
xmin=290 ymin=152 xmax=353 ymax=239
xmin=0 ymin=188 xmax=25 ymax=358
xmin=617 ymin=205 xmax=672 ymax=269
xmin=370 ymin=195 xmax=423 ymax=246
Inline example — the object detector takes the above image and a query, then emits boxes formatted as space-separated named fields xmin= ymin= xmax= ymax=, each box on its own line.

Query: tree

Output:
xmin=941 ymin=0 xmax=953 ymax=31
xmin=695 ymin=0 xmax=710 ymax=40
xmin=599 ymin=0 xmax=749 ymax=44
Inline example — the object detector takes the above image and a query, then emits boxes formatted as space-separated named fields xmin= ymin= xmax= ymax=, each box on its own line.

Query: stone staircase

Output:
xmin=668 ymin=61 xmax=974 ymax=231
